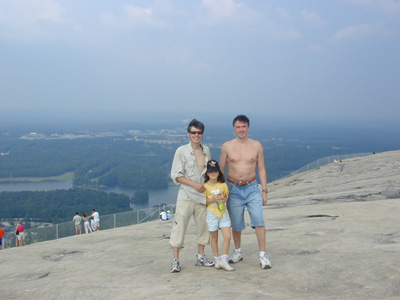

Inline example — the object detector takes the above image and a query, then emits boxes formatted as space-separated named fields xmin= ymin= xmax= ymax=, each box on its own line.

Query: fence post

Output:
xmin=137 ymin=210 xmax=140 ymax=224
xmin=114 ymin=214 xmax=116 ymax=228
xmin=56 ymin=224 xmax=58 ymax=239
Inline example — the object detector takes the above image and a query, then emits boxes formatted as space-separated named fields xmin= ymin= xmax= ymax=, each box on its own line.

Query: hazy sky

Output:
xmin=1 ymin=0 xmax=399 ymax=122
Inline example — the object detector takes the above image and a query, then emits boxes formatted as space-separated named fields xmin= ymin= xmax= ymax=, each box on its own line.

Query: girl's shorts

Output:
xmin=206 ymin=210 xmax=231 ymax=232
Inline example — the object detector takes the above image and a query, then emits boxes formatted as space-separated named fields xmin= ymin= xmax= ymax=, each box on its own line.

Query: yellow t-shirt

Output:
xmin=204 ymin=182 xmax=229 ymax=220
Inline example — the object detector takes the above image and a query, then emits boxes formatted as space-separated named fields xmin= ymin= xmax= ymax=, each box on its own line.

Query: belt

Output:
xmin=227 ymin=177 xmax=256 ymax=186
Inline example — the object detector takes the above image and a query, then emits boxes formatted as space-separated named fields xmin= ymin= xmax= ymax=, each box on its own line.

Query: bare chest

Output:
xmin=228 ymin=145 xmax=258 ymax=164
xmin=194 ymin=149 xmax=206 ymax=172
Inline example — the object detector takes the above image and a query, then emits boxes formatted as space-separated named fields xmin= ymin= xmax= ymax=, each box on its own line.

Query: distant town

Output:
xmin=20 ymin=129 xmax=189 ymax=145
xmin=18 ymin=128 xmax=225 ymax=149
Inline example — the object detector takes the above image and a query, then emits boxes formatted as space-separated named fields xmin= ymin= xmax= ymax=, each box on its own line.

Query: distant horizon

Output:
xmin=1 ymin=109 xmax=400 ymax=130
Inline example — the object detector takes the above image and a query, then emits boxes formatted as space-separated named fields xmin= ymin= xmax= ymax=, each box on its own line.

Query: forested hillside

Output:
xmin=0 ymin=136 xmax=175 ymax=189
xmin=0 ymin=189 xmax=137 ymax=223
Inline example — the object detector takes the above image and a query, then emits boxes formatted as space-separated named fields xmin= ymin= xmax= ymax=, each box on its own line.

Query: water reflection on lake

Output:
xmin=103 ymin=185 xmax=179 ymax=209
xmin=0 ymin=180 xmax=179 ymax=209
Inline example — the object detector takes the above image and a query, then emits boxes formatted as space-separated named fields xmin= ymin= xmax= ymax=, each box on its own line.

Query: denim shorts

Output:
xmin=206 ymin=210 xmax=231 ymax=232
xmin=227 ymin=180 xmax=264 ymax=232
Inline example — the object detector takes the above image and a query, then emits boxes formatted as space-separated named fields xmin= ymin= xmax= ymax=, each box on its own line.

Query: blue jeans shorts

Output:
xmin=227 ymin=180 xmax=264 ymax=232
xmin=206 ymin=210 xmax=231 ymax=232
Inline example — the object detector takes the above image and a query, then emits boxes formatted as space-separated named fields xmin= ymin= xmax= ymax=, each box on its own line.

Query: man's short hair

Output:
xmin=232 ymin=115 xmax=250 ymax=127
xmin=187 ymin=119 xmax=205 ymax=133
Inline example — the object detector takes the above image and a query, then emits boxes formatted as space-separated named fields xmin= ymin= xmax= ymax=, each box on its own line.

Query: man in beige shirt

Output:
xmin=220 ymin=115 xmax=272 ymax=269
xmin=169 ymin=119 xmax=214 ymax=273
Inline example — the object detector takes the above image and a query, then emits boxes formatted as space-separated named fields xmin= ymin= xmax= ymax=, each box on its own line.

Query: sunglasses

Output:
xmin=188 ymin=131 xmax=203 ymax=135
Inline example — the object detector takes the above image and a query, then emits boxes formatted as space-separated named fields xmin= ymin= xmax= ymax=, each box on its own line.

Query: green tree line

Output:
xmin=0 ymin=189 xmax=148 ymax=223
xmin=0 ymin=136 xmax=175 ymax=188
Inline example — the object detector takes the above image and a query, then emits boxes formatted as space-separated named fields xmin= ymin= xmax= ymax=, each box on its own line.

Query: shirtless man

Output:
xmin=219 ymin=115 xmax=271 ymax=269
xmin=169 ymin=119 xmax=214 ymax=273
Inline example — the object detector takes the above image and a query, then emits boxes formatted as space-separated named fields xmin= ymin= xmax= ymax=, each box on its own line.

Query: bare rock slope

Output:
xmin=0 ymin=151 xmax=399 ymax=300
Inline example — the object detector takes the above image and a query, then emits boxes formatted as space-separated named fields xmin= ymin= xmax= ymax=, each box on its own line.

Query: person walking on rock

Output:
xmin=220 ymin=115 xmax=272 ymax=269
xmin=82 ymin=213 xmax=93 ymax=234
xmin=0 ymin=227 xmax=4 ymax=250
xmin=169 ymin=119 xmax=214 ymax=273
xmin=89 ymin=209 xmax=100 ymax=231
xmin=14 ymin=225 xmax=19 ymax=247
xmin=16 ymin=221 xmax=26 ymax=247
xmin=73 ymin=212 xmax=82 ymax=235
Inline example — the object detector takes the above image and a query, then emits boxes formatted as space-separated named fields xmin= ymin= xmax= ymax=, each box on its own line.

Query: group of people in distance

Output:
xmin=169 ymin=115 xmax=271 ymax=273
xmin=0 ymin=221 xmax=27 ymax=249
xmin=73 ymin=209 xmax=100 ymax=234
xmin=158 ymin=209 xmax=172 ymax=221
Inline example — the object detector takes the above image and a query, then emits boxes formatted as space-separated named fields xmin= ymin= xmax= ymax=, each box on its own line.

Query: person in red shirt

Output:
xmin=0 ymin=227 xmax=4 ymax=250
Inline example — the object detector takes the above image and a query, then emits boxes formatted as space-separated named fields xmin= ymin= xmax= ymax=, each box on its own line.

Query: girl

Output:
xmin=204 ymin=159 xmax=234 ymax=271
xmin=82 ymin=213 xmax=93 ymax=234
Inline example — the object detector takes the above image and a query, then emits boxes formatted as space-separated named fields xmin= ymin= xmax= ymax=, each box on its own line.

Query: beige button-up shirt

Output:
xmin=171 ymin=142 xmax=211 ymax=204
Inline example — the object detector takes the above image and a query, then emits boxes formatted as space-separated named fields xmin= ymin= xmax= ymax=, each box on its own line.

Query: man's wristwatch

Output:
xmin=262 ymin=189 xmax=268 ymax=193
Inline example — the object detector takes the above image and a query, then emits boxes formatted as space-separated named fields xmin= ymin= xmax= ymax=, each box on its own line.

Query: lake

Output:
xmin=0 ymin=180 xmax=179 ymax=209
xmin=103 ymin=185 xmax=179 ymax=209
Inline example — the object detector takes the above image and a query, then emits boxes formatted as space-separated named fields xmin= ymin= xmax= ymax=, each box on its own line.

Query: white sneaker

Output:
xmin=259 ymin=254 xmax=272 ymax=269
xmin=195 ymin=255 xmax=215 ymax=267
xmin=214 ymin=260 xmax=222 ymax=269
xmin=170 ymin=259 xmax=181 ymax=273
xmin=220 ymin=260 xmax=235 ymax=271
xmin=229 ymin=249 xmax=243 ymax=263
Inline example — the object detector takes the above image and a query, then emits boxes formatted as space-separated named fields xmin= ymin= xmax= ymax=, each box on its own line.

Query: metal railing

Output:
xmin=276 ymin=152 xmax=373 ymax=181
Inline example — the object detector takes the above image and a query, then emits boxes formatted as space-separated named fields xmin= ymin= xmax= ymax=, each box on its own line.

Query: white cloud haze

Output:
xmin=0 ymin=0 xmax=399 ymax=122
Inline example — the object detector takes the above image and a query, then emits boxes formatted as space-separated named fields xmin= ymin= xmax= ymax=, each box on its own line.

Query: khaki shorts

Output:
xmin=170 ymin=200 xmax=209 ymax=248
xmin=17 ymin=232 xmax=25 ymax=241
